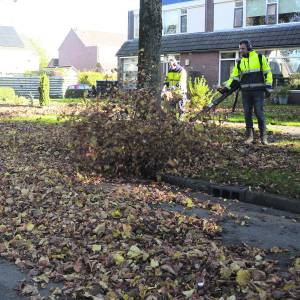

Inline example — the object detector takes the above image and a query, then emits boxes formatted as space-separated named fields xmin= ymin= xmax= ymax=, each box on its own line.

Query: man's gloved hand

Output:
xmin=265 ymin=85 xmax=273 ymax=98
xmin=217 ymin=86 xmax=229 ymax=94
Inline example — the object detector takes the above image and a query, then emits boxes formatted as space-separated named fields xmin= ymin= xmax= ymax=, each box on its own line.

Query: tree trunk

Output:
xmin=137 ymin=0 xmax=162 ymax=117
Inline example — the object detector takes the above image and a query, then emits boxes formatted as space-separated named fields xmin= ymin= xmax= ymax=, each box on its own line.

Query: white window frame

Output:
xmin=133 ymin=13 xmax=139 ymax=39
xmin=180 ymin=8 xmax=187 ymax=33
xmin=234 ymin=0 xmax=244 ymax=28
xmin=266 ymin=0 xmax=278 ymax=25
xmin=244 ymin=0 xmax=288 ymax=27
xmin=121 ymin=56 xmax=138 ymax=88
xmin=163 ymin=9 xmax=180 ymax=35
xmin=218 ymin=50 xmax=239 ymax=85
xmin=162 ymin=0 xmax=204 ymax=35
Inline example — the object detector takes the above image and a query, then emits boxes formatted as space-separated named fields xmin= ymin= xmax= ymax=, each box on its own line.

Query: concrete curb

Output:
xmin=161 ymin=174 xmax=300 ymax=214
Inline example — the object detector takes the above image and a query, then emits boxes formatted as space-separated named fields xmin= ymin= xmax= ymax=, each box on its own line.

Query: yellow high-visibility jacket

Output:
xmin=226 ymin=50 xmax=273 ymax=91
xmin=165 ymin=66 xmax=187 ymax=93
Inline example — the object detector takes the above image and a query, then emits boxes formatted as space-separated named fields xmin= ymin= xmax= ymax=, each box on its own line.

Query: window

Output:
xmin=234 ymin=1 xmax=243 ymax=27
xmin=256 ymin=49 xmax=300 ymax=86
xmin=269 ymin=49 xmax=300 ymax=75
xmin=246 ymin=0 xmax=300 ymax=26
xmin=246 ymin=0 xmax=266 ymax=26
xmin=279 ymin=0 xmax=300 ymax=23
xmin=220 ymin=52 xmax=238 ymax=84
xmin=134 ymin=14 xmax=139 ymax=39
xmin=163 ymin=10 xmax=179 ymax=34
xmin=181 ymin=9 xmax=187 ymax=33
xmin=122 ymin=57 xmax=138 ymax=89
xmin=266 ymin=0 xmax=278 ymax=24
xmin=163 ymin=8 xmax=189 ymax=35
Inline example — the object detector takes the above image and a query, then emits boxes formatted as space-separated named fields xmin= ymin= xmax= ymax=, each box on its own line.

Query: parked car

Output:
xmin=65 ymin=83 xmax=91 ymax=98
xmin=66 ymin=83 xmax=91 ymax=90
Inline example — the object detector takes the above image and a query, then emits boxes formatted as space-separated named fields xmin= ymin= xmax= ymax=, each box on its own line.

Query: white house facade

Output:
xmin=0 ymin=26 xmax=39 ymax=76
xmin=118 ymin=0 xmax=300 ymax=89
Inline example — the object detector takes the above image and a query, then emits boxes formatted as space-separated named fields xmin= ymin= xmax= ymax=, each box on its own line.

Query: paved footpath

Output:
xmin=223 ymin=122 xmax=300 ymax=138
xmin=158 ymin=190 xmax=300 ymax=267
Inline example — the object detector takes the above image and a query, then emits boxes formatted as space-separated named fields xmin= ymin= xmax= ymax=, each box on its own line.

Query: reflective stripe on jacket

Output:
xmin=226 ymin=50 xmax=273 ymax=91
xmin=166 ymin=70 xmax=182 ymax=88
xmin=165 ymin=66 xmax=187 ymax=94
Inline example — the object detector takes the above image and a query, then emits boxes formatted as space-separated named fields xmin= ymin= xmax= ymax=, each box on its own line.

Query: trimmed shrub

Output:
xmin=39 ymin=73 xmax=50 ymax=106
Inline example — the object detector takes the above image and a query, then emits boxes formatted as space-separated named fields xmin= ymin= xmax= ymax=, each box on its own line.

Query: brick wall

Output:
xmin=180 ymin=52 xmax=219 ymax=87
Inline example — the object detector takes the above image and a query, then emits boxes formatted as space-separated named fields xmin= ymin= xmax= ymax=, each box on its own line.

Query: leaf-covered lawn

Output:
xmin=217 ymin=99 xmax=300 ymax=126
xmin=171 ymin=127 xmax=300 ymax=199
xmin=0 ymin=104 xmax=299 ymax=298
xmin=0 ymin=122 xmax=299 ymax=299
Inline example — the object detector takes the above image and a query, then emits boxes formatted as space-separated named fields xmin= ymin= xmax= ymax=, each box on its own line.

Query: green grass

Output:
xmin=216 ymin=100 xmax=300 ymax=126
xmin=0 ymin=114 xmax=70 ymax=124
xmin=226 ymin=113 xmax=300 ymax=126
xmin=196 ymin=167 xmax=300 ymax=200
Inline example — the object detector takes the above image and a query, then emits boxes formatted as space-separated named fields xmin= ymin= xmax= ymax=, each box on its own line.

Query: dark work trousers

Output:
xmin=242 ymin=90 xmax=266 ymax=136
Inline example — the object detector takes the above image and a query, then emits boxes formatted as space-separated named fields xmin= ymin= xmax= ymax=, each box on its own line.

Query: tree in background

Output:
xmin=29 ymin=39 xmax=49 ymax=71
xmin=39 ymin=73 xmax=50 ymax=106
xmin=137 ymin=0 xmax=162 ymax=117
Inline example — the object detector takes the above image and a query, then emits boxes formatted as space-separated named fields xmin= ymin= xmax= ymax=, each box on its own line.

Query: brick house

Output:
xmin=117 ymin=0 xmax=300 ymax=89
xmin=58 ymin=28 xmax=125 ymax=72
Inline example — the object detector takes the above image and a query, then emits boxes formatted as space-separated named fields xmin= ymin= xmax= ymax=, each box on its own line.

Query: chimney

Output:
xmin=205 ymin=0 xmax=214 ymax=32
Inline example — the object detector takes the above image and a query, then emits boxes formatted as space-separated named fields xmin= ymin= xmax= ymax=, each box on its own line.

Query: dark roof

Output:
xmin=0 ymin=26 xmax=24 ymax=48
xmin=47 ymin=58 xmax=59 ymax=67
xmin=117 ymin=23 xmax=300 ymax=56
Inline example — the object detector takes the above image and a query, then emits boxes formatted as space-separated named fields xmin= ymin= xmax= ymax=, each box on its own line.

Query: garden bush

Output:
xmin=185 ymin=76 xmax=217 ymax=119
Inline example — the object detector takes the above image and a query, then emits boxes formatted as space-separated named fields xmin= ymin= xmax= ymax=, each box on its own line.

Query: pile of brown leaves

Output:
xmin=68 ymin=103 xmax=230 ymax=179
xmin=0 ymin=121 xmax=299 ymax=299
xmin=68 ymin=102 xmax=299 ymax=198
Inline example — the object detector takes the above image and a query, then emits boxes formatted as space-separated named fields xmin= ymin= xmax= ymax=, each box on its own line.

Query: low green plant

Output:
xmin=0 ymin=87 xmax=16 ymax=101
xmin=0 ymin=87 xmax=28 ymax=105
xmin=290 ymin=73 xmax=300 ymax=89
xmin=185 ymin=76 xmax=217 ymax=118
xmin=273 ymin=85 xmax=290 ymax=97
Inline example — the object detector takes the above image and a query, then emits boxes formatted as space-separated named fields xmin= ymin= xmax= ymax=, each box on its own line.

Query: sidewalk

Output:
xmin=222 ymin=122 xmax=300 ymax=137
